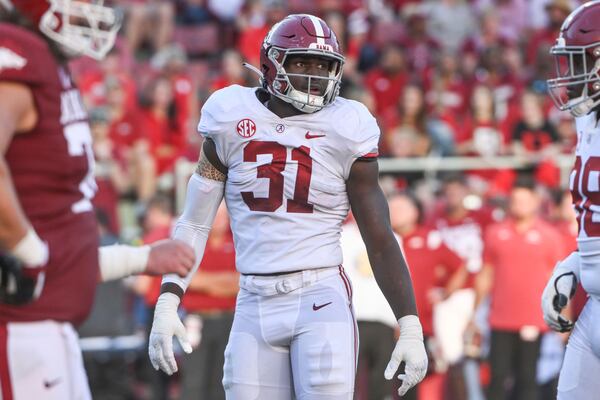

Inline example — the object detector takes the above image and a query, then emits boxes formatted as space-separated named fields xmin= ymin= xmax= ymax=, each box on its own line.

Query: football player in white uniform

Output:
xmin=543 ymin=1 xmax=600 ymax=398
xmin=148 ymin=14 xmax=428 ymax=399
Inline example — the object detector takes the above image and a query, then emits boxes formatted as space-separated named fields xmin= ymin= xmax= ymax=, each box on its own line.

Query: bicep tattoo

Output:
xmin=195 ymin=146 xmax=226 ymax=182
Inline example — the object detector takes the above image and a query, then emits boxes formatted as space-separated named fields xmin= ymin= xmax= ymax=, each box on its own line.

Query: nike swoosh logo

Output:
xmin=305 ymin=132 xmax=326 ymax=139
xmin=44 ymin=378 xmax=61 ymax=389
xmin=313 ymin=302 xmax=332 ymax=311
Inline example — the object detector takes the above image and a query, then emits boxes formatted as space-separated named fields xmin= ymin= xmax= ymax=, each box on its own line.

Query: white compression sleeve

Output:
xmin=99 ymin=244 xmax=151 ymax=282
xmin=161 ymin=173 xmax=224 ymax=292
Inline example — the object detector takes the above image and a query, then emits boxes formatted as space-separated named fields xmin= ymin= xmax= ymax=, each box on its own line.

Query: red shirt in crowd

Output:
xmin=364 ymin=69 xmax=407 ymax=116
xmin=400 ymin=227 xmax=464 ymax=336
xmin=430 ymin=208 xmax=495 ymax=287
xmin=109 ymin=109 xmax=144 ymax=164
xmin=182 ymin=234 xmax=237 ymax=313
xmin=483 ymin=218 xmax=565 ymax=331
xmin=237 ymin=25 xmax=270 ymax=66
xmin=78 ymin=70 xmax=137 ymax=110
xmin=140 ymin=109 xmax=187 ymax=174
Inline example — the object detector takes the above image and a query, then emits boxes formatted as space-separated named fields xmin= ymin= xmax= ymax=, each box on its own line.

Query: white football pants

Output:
xmin=558 ymin=296 xmax=600 ymax=399
xmin=0 ymin=320 xmax=91 ymax=400
xmin=223 ymin=266 xmax=358 ymax=400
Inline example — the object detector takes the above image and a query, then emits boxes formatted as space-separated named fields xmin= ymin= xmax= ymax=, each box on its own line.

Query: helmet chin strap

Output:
xmin=286 ymin=87 xmax=324 ymax=113
xmin=568 ymin=95 xmax=596 ymax=117
xmin=567 ymin=61 xmax=600 ymax=117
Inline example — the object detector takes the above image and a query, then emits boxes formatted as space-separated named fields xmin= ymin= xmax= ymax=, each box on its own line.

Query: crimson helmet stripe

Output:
xmin=259 ymin=14 xmax=344 ymax=113
xmin=307 ymin=15 xmax=326 ymax=45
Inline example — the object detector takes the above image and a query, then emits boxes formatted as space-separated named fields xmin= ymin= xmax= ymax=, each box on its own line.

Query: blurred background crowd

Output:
xmin=72 ymin=0 xmax=585 ymax=399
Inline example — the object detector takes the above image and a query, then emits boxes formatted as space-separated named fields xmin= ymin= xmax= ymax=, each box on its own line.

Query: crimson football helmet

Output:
xmin=257 ymin=14 xmax=345 ymax=113
xmin=547 ymin=0 xmax=600 ymax=117
xmin=0 ymin=0 xmax=120 ymax=60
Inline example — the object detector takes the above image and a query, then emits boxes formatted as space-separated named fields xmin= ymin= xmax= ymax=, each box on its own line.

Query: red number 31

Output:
xmin=241 ymin=140 xmax=314 ymax=213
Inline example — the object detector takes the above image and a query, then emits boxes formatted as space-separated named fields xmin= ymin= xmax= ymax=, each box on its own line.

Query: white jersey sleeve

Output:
xmin=197 ymin=87 xmax=238 ymax=166
xmin=336 ymin=101 xmax=380 ymax=179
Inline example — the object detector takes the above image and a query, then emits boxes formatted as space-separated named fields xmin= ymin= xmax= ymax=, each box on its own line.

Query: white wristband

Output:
xmin=11 ymin=228 xmax=49 ymax=267
xmin=398 ymin=315 xmax=424 ymax=340
xmin=99 ymin=244 xmax=151 ymax=282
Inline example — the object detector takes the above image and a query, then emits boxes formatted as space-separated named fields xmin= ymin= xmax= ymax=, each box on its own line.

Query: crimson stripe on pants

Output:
xmin=0 ymin=324 xmax=13 ymax=400
xmin=338 ymin=266 xmax=358 ymax=369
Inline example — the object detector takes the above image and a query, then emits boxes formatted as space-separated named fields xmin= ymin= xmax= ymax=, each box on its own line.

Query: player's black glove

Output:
xmin=0 ymin=252 xmax=45 ymax=305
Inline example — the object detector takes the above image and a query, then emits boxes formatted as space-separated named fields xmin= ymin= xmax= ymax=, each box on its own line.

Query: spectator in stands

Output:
xmin=554 ymin=114 xmax=577 ymax=154
xmin=210 ymin=49 xmax=251 ymax=93
xmin=79 ymin=210 xmax=139 ymax=400
xmin=342 ymin=216 xmax=398 ymax=400
xmin=474 ymin=0 xmax=528 ymax=43
xmin=456 ymin=84 xmax=506 ymax=158
xmin=90 ymin=107 xmax=130 ymax=235
xmin=180 ymin=204 xmax=239 ymax=400
xmin=389 ymin=192 xmax=468 ymax=400
xmin=548 ymin=189 xmax=577 ymax=259
xmin=474 ymin=177 xmax=565 ymax=400
xmin=176 ymin=0 xmax=213 ymax=25
xmin=460 ymin=9 xmax=515 ymax=60
xmin=78 ymin=46 xmax=137 ymax=110
xmin=134 ymin=196 xmax=177 ymax=400
xmin=207 ymin=0 xmax=245 ymax=47
xmin=423 ymin=0 xmax=478 ymax=53
xmin=139 ymin=75 xmax=187 ymax=181
xmin=105 ymin=78 xmax=157 ymax=203
xmin=512 ymin=90 xmax=560 ymax=158
xmin=236 ymin=0 xmax=287 ymax=66
xmin=425 ymin=51 xmax=469 ymax=122
xmin=526 ymin=0 xmax=573 ymax=75
xmin=385 ymin=84 xmax=432 ymax=158
xmin=151 ymin=45 xmax=196 ymax=148
xmin=457 ymin=83 xmax=519 ymax=196
xmin=430 ymin=173 xmax=496 ymax=400
xmin=476 ymin=45 xmax=525 ymax=123
xmin=122 ymin=0 xmax=175 ymax=56
xmin=401 ymin=11 xmax=440 ymax=75
xmin=364 ymin=43 xmax=408 ymax=117
xmin=512 ymin=90 xmax=561 ymax=188
xmin=346 ymin=8 xmax=376 ymax=73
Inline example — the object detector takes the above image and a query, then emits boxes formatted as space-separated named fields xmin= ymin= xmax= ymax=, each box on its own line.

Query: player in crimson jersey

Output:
xmin=0 ymin=1 xmax=195 ymax=399
xmin=149 ymin=14 xmax=428 ymax=399
xmin=543 ymin=1 xmax=600 ymax=398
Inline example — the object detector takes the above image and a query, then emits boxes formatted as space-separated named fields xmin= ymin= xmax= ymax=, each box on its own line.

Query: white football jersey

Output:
xmin=571 ymin=113 xmax=600 ymax=242
xmin=198 ymin=85 xmax=380 ymax=274
xmin=571 ymin=113 xmax=600 ymax=298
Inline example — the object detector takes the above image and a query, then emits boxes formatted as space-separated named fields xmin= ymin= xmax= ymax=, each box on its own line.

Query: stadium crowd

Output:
xmin=72 ymin=0 xmax=583 ymax=399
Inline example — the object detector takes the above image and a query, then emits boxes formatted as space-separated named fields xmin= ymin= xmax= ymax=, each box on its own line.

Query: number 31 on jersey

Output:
xmin=241 ymin=140 xmax=314 ymax=214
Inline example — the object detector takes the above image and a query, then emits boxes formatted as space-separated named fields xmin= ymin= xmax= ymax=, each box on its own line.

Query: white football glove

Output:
xmin=148 ymin=292 xmax=192 ymax=375
xmin=541 ymin=252 xmax=580 ymax=333
xmin=385 ymin=315 xmax=428 ymax=397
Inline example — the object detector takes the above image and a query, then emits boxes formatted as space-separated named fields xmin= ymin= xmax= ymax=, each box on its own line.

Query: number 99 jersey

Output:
xmin=198 ymin=85 xmax=379 ymax=274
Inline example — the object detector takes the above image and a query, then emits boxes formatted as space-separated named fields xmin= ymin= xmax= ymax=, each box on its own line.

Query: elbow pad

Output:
xmin=162 ymin=173 xmax=224 ymax=292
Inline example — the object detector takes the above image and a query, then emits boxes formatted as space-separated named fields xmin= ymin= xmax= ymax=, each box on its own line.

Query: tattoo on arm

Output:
xmin=195 ymin=146 xmax=226 ymax=182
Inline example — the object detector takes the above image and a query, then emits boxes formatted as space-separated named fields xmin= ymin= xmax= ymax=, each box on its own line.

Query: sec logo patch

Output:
xmin=237 ymin=118 xmax=256 ymax=138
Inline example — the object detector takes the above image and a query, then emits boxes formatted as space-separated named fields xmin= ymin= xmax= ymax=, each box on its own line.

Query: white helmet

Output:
xmin=0 ymin=0 xmax=121 ymax=60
